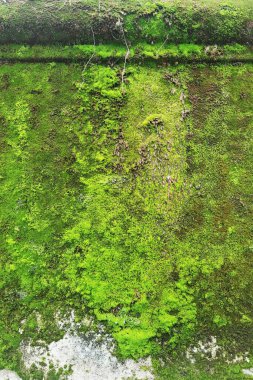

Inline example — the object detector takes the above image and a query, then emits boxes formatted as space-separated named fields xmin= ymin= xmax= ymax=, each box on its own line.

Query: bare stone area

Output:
xmin=20 ymin=330 xmax=154 ymax=380
xmin=0 ymin=370 xmax=22 ymax=380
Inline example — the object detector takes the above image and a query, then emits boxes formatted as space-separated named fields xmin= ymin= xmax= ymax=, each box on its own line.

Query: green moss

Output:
xmin=0 ymin=50 xmax=253 ymax=375
xmin=153 ymin=355 xmax=253 ymax=379
xmin=0 ymin=44 xmax=252 ymax=63
xmin=114 ymin=328 xmax=156 ymax=359
xmin=0 ymin=0 xmax=251 ymax=44
xmin=0 ymin=62 xmax=84 ymax=369
xmin=183 ymin=65 xmax=253 ymax=338
xmin=137 ymin=15 xmax=168 ymax=42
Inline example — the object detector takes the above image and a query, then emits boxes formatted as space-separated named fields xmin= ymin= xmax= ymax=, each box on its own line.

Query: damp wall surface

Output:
xmin=0 ymin=57 xmax=253 ymax=379
xmin=0 ymin=1 xmax=253 ymax=379
xmin=0 ymin=0 xmax=252 ymax=45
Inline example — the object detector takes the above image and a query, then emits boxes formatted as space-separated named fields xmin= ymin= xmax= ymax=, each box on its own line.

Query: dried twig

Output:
xmin=82 ymin=26 xmax=96 ymax=80
xmin=119 ymin=21 xmax=130 ymax=85
xmin=156 ymin=34 xmax=169 ymax=57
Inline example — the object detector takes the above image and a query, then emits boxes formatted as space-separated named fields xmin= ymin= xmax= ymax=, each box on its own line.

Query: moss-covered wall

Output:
xmin=0 ymin=1 xmax=253 ymax=378
xmin=0 ymin=0 xmax=252 ymax=45
xmin=0 ymin=60 xmax=253 ymax=378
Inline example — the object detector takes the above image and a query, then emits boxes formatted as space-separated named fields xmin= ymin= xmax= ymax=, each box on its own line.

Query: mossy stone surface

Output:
xmin=0 ymin=59 xmax=252 ymax=379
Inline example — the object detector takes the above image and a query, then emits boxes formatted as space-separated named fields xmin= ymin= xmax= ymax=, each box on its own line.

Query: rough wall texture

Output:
xmin=0 ymin=1 xmax=253 ymax=379
xmin=0 ymin=0 xmax=252 ymax=45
